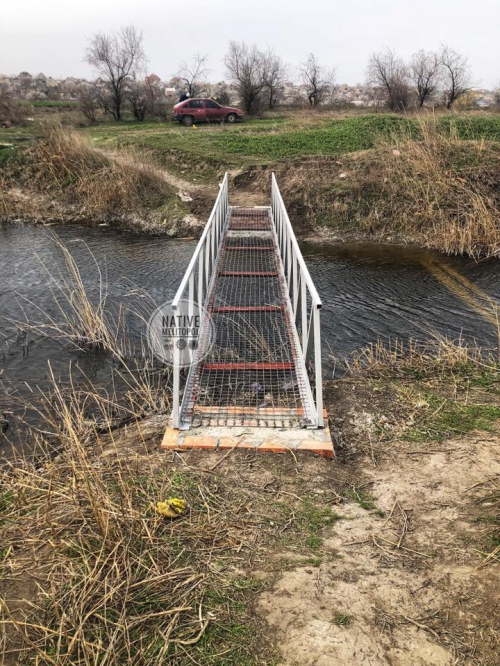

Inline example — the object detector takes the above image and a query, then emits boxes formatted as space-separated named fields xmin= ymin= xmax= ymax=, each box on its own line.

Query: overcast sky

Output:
xmin=1 ymin=0 xmax=499 ymax=87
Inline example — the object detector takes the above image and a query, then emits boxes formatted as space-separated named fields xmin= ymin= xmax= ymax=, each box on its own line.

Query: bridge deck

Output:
xmin=180 ymin=206 xmax=315 ymax=429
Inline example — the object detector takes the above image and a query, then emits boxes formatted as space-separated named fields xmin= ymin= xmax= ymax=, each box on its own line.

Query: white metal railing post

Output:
xmin=300 ymin=277 xmax=308 ymax=354
xmin=313 ymin=304 xmax=323 ymax=427
xmin=172 ymin=341 xmax=180 ymax=428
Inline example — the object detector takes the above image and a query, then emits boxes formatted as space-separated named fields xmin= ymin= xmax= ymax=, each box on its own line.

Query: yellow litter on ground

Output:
xmin=155 ymin=498 xmax=187 ymax=518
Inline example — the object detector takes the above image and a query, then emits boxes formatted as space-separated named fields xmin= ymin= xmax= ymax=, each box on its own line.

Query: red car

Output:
xmin=172 ymin=98 xmax=244 ymax=126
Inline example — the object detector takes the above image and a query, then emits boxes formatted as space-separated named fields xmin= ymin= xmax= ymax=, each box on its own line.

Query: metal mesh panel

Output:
xmin=180 ymin=207 xmax=315 ymax=428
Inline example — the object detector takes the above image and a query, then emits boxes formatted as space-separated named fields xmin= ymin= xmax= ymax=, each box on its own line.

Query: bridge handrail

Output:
xmin=171 ymin=172 xmax=229 ymax=428
xmin=271 ymin=173 xmax=323 ymax=427
xmin=172 ymin=172 xmax=229 ymax=310
xmin=271 ymin=173 xmax=322 ymax=309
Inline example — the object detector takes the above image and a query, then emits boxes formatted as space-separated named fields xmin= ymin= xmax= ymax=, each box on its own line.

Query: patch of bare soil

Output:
xmin=104 ymin=391 xmax=500 ymax=665
xmin=259 ymin=432 xmax=500 ymax=665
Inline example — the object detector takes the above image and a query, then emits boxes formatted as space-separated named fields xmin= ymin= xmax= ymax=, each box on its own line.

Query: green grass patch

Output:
xmin=348 ymin=487 xmax=376 ymax=511
xmin=405 ymin=395 xmax=500 ymax=443
xmin=333 ymin=612 xmax=352 ymax=627
xmin=438 ymin=115 xmax=500 ymax=142
xmin=83 ymin=114 xmax=413 ymax=173
xmin=80 ymin=113 xmax=500 ymax=176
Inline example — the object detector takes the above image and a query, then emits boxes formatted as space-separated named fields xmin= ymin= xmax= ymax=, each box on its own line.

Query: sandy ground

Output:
xmin=99 ymin=402 xmax=500 ymax=665
xmin=257 ymin=431 xmax=500 ymax=666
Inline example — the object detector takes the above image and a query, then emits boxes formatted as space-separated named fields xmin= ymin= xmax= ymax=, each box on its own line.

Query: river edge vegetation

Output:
xmin=1 ymin=108 xmax=500 ymax=257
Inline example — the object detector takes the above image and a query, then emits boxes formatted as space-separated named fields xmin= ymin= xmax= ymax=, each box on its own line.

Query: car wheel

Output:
xmin=182 ymin=115 xmax=194 ymax=126
xmin=226 ymin=113 xmax=237 ymax=124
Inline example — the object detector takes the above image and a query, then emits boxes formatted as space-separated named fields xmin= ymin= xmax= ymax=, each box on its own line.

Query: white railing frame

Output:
xmin=271 ymin=173 xmax=324 ymax=427
xmin=171 ymin=173 xmax=229 ymax=428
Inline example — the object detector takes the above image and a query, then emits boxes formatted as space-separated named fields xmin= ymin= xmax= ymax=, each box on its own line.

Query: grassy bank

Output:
xmin=2 ymin=110 xmax=500 ymax=254
xmin=81 ymin=111 xmax=500 ymax=174
xmin=1 ymin=334 xmax=500 ymax=664
xmin=0 ymin=124 xmax=196 ymax=234
xmin=240 ymin=120 xmax=500 ymax=257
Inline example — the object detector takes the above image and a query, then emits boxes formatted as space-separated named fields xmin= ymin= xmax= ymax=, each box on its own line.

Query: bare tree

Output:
xmin=85 ymin=26 xmax=145 ymax=121
xmin=0 ymin=89 xmax=27 ymax=126
xmin=440 ymin=45 xmax=473 ymax=109
xmin=74 ymin=84 xmax=101 ymax=122
xmin=127 ymin=81 xmax=149 ymax=121
xmin=494 ymin=85 xmax=500 ymax=110
xmin=262 ymin=50 xmax=288 ymax=109
xmin=299 ymin=54 xmax=335 ymax=106
xmin=410 ymin=50 xmax=441 ymax=108
xmin=214 ymin=90 xmax=231 ymax=106
xmin=224 ymin=41 xmax=267 ymax=115
xmin=367 ymin=49 xmax=411 ymax=112
xmin=177 ymin=53 xmax=210 ymax=97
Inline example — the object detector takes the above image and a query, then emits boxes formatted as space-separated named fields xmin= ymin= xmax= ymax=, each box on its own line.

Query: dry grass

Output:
xmin=18 ymin=233 xmax=113 ymax=351
xmin=343 ymin=332 xmax=499 ymax=379
xmin=374 ymin=121 xmax=500 ymax=258
xmin=0 ymin=408 xmax=267 ymax=664
xmin=12 ymin=123 xmax=176 ymax=220
xmin=0 ymin=310 xmax=278 ymax=666
xmin=9 ymin=232 xmax=173 ymax=425
xmin=0 ymin=176 xmax=8 ymax=217
xmin=243 ymin=119 xmax=500 ymax=258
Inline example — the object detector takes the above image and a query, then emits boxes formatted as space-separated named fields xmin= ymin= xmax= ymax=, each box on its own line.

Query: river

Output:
xmin=1 ymin=222 xmax=499 ymax=451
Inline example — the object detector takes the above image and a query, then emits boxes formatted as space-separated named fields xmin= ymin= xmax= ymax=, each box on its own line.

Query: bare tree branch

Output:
xmin=85 ymin=26 xmax=145 ymax=121
xmin=74 ymin=83 xmax=101 ymax=123
xmin=262 ymin=50 xmax=289 ymax=109
xmin=224 ymin=41 xmax=267 ymax=115
xmin=410 ymin=50 xmax=441 ymax=107
xmin=367 ymin=48 xmax=411 ymax=112
xmin=494 ymin=84 xmax=500 ymax=110
xmin=177 ymin=54 xmax=210 ymax=97
xmin=299 ymin=53 xmax=335 ymax=106
xmin=440 ymin=45 xmax=473 ymax=109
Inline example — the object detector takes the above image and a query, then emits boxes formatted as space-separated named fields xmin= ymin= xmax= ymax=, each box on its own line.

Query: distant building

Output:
xmin=164 ymin=87 xmax=177 ymax=100
xmin=145 ymin=73 xmax=161 ymax=85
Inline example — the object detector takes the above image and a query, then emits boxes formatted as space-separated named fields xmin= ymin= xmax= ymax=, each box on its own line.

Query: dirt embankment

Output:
xmin=3 ymin=121 xmax=500 ymax=257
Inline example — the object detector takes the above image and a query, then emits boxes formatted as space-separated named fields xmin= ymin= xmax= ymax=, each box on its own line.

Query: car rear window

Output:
xmin=185 ymin=100 xmax=203 ymax=108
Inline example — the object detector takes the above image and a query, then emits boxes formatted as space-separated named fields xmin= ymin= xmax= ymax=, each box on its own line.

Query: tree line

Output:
xmin=76 ymin=26 xmax=479 ymax=122
xmin=368 ymin=46 xmax=474 ymax=111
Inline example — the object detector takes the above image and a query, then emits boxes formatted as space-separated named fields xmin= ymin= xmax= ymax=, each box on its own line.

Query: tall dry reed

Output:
xmin=21 ymin=123 xmax=172 ymax=218
xmin=374 ymin=120 xmax=500 ymax=257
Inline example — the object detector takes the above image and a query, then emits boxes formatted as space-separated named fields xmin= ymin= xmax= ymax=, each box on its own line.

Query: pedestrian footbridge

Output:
xmin=161 ymin=173 xmax=333 ymax=457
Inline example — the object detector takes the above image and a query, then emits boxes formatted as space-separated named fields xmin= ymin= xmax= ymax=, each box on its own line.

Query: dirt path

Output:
xmin=96 ymin=146 xmax=211 ymax=193
xmin=99 ymin=149 xmax=268 ymax=208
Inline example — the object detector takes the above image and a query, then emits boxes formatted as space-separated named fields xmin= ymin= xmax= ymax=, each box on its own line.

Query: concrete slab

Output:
xmin=161 ymin=411 xmax=334 ymax=458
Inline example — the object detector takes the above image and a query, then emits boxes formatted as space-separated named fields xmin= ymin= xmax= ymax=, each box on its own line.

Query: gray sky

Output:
xmin=1 ymin=0 xmax=499 ymax=87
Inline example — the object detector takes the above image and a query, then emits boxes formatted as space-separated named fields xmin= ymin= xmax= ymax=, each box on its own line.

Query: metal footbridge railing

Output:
xmin=171 ymin=172 xmax=323 ymax=430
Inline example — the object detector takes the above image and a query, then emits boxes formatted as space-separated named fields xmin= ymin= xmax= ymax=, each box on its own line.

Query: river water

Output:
xmin=1 ymin=222 xmax=499 ymax=448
